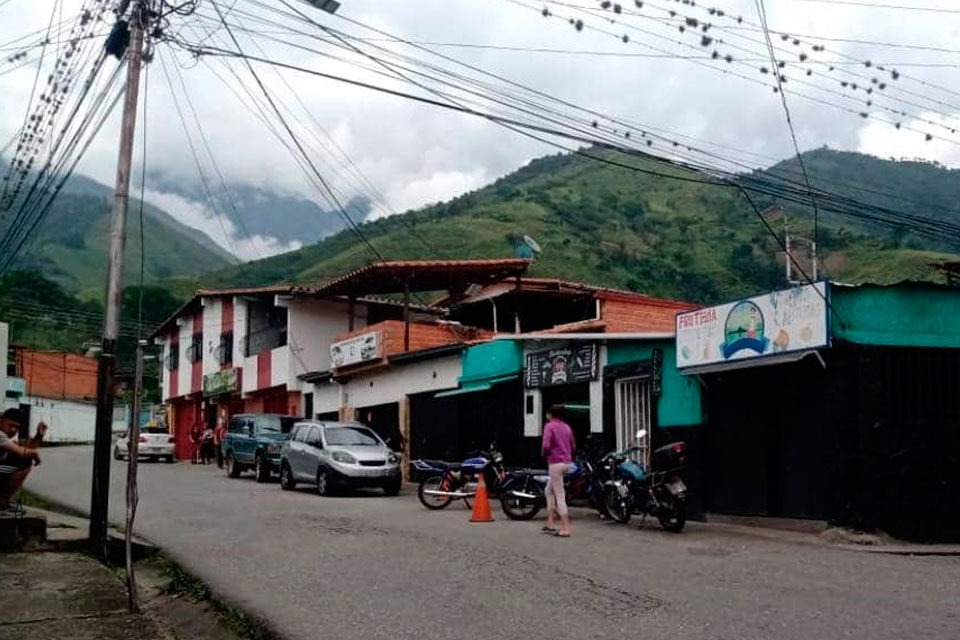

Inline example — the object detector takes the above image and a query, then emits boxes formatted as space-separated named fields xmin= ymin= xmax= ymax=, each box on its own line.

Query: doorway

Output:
xmin=540 ymin=382 xmax=591 ymax=444
xmin=358 ymin=402 xmax=402 ymax=451
xmin=614 ymin=376 xmax=652 ymax=467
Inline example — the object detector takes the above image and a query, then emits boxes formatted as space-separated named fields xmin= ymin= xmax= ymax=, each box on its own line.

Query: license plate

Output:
xmin=668 ymin=479 xmax=686 ymax=495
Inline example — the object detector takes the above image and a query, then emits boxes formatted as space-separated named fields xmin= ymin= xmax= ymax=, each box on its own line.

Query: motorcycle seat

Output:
xmin=420 ymin=459 xmax=462 ymax=470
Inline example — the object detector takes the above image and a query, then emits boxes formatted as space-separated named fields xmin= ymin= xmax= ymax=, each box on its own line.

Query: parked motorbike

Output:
xmin=413 ymin=444 xmax=506 ymax=510
xmin=601 ymin=430 xmax=688 ymax=532
xmin=498 ymin=447 xmax=610 ymax=521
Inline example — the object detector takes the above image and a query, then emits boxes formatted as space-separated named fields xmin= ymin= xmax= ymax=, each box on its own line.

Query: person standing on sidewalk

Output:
xmin=541 ymin=404 xmax=575 ymax=538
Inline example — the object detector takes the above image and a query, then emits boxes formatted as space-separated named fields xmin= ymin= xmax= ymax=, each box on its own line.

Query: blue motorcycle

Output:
xmin=413 ymin=444 xmax=506 ymax=510
xmin=601 ymin=430 xmax=688 ymax=532
xmin=499 ymin=454 xmax=609 ymax=521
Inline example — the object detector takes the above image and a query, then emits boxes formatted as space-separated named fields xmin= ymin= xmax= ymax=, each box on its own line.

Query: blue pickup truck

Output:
xmin=222 ymin=413 xmax=299 ymax=483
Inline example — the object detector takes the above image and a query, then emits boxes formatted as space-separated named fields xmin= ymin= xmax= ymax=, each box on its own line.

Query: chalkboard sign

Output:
xmin=524 ymin=344 xmax=598 ymax=388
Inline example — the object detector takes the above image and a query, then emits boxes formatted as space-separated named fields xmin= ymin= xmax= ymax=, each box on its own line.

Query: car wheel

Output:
xmin=383 ymin=478 xmax=402 ymax=497
xmin=280 ymin=462 xmax=296 ymax=491
xmin=255 ymin=453 xmax=271 ymax=483
xmin=316 ymin=467 xmax=332 ymax=496
xmin=226 ymin=452 xmax=241 ymax=479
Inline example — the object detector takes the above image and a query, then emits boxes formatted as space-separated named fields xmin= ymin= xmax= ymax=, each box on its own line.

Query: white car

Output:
xmin=114 ymin=426 xmax=175 ymax=463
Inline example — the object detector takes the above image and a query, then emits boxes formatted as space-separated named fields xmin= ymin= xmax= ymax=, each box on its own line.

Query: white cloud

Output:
xmin=4 ymin=0 xmax=960 ymax=255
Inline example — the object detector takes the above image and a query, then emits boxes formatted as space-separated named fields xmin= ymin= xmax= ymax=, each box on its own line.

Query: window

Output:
xmin=323 ymin=426 xmax=380 ymax=446
xmin=293 ymin=425 xmax=308 ymax=442
xmin=186 ymin=333 xmax=203 ymax=364
xmin=218 ymin=332 xmax=234 ymax=366
xmin=307 ymin=426 xmax=322 ymax=445
xmin=303 ymin=393 xmax=314 ymax=422
xmin=243 ymin=301 xmax=288 ymax=357
xmin=165 ymin=345 xmax=180 ymax=371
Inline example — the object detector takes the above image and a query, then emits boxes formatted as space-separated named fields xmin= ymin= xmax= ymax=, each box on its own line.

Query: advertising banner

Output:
xmin=676 ymin=282 xmax=829 ymax=371
xmin=203 ymin=368 xmax=240 ymax=397
xmin=330 ymin=330 xmax=382 ymax=369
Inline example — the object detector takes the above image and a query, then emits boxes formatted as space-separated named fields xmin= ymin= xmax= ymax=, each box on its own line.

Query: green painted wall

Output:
xmin=607 ymin=340 xmax=703 ymax=427
xmin=460 ymin=340 xmax=524 ymax=384
xmin=832 ymin=286 xmax=960 ymax=349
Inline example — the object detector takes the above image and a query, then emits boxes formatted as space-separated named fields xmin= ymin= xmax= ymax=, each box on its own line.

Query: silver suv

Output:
xmin=279 ymin=421 xmax=402 ymax=496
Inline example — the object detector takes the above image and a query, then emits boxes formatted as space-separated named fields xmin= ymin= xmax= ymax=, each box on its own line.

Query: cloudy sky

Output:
xmin=2 ymin=0 xmax=960 ymax=259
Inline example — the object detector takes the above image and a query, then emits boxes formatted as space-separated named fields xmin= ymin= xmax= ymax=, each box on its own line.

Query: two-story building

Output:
xmin=151 ymin=259 xmax=532 ymax=460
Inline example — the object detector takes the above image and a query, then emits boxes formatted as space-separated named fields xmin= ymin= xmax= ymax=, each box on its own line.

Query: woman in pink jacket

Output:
xmin=541 ymin=405 xmax=576 ymax=537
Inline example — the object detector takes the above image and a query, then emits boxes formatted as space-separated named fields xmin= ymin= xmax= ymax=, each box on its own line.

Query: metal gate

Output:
xmin=614 ymin=376 xmax=651 ymax=468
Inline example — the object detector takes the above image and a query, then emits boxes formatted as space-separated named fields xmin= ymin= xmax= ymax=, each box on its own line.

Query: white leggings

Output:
xmin=545 ymin=462 xmax=570 ymax=517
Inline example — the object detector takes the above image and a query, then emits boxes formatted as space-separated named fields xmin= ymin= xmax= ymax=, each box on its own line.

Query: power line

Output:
xmin=755 ymin=0 xmax=821 ymax=272
xmin=208 ymin=0 xmax=385 ymax=263
xmin=787 ymin=0 xmax=960 ymax=13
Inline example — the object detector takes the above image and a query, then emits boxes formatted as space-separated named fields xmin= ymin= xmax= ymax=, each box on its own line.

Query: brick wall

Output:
xmin=16 ymin=349 xmax=98 ymax=401
xmin=334 ymin=321 xmax=489 ymax=364
xmin=602 ymin=298 xmax=695 ymax=333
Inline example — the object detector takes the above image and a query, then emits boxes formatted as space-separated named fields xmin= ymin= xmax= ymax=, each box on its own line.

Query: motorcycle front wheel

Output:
xmin=418 ymin=475 xmax=454 ymax=510
xmin=500 ymin=476 xmax=544 ymax=520
xmin=602 ymin=483 xmax=632 ymax=524
xmin=657 ymin=496 xmax=686 ymax=533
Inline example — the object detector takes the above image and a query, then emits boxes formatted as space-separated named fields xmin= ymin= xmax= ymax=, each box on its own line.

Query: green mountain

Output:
xmin=196 ymin=148 xmax=959 ymax=304
xmin=4 ymin=172 xmax=234 ymax=295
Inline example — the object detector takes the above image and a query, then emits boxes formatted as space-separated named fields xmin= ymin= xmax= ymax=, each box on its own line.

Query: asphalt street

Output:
xmin=24 ymin=446 xmax=960 ymax=640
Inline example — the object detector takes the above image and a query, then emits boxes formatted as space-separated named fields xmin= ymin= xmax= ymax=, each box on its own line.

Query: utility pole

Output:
xmin=90 ymin=2 xmax=148 ymax=559
xmin=124 ymin=339 xmax=145 ymax=612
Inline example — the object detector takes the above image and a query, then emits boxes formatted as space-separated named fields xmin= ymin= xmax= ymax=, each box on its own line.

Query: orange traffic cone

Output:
xmin=469 ymin=474 xmax=494 ymax=522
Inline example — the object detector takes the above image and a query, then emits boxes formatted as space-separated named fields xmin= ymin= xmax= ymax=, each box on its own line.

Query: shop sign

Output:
xmin=651 ymin=348 xmax=663 ymax=397
xmin=524 ymin=344 xmax=598 ymax=388
xmin=6 ymin=376 xmax=25 ymax=396
xmin=676 ymin=282 xmax=829 ymax=370
xmin=203 ymin=368 xmax=240 ymax=397
xmin=331 ymin=330 xmax=382 ymax=369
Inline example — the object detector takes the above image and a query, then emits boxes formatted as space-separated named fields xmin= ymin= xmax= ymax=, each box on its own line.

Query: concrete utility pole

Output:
xmin=90 ymin=2 xmax=148 ymax=559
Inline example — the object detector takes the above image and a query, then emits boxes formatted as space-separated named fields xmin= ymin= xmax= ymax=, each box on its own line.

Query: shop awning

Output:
xmin=434 ymin=374 xmax=517 ymax=398
xmin=679 ymin=349 xmax=825 ymax=376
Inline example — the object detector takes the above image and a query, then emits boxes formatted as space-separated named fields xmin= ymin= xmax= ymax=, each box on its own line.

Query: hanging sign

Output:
xmin=651 ymin=348 xmax=663 ymax=397
xmin=524 ymin=344 xmax=598 ymax=388
xmin=203 ymin=368 xmax=240 ymax=397
xmin=676 ymin=282 xmax=829 ymax=371
xmin=330 ymin=330 xmax=382 ymax=369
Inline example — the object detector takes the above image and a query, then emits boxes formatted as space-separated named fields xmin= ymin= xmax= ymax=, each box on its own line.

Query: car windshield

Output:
xmin=143 ymin=427 xmax=167 ymax=434
xmin=254 ymin=415 xmax=282 ymax=433
xmin=324 ymin=426 xmax=381 ymax=447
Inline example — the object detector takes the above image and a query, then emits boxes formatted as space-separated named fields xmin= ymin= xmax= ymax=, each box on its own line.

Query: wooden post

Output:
xmin=403 ymin=277 xmax=411 ymax=353
xmin=398 ymin=396 xmax=410 ymax=483
xmin=91 ymin=3 xmax=146 ymax=559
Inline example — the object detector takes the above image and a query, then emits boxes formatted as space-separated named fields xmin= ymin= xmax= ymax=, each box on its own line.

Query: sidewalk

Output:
xmin=0 ymin=552 xmax=167 ymax=640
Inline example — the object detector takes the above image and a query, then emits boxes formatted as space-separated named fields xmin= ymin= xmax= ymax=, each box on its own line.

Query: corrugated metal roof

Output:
xmin=299 ymin=259 xmax=531 ymax=298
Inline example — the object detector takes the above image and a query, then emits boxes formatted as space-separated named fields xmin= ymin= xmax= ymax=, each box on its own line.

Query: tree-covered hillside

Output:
xmin=198 ymin=148 xmax=958 ymax=303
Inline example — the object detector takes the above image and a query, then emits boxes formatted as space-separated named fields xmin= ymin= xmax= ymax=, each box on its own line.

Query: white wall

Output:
xmin=311 ymin=380 xmax=341 ymax=416
xmin=160 ymin=336 xmax=171 ymax=401
xmin=10 ymin=396 xmax=129 ymax=443
xmin=341 ymin=355 xmax=461 ymax=409
xmin=177 ymin=317 xmax=192 ymax=398
xmin=201 ymin=297 xmax=222 ymax=378
xmin=270 ymin=345 xmax=290 ymax=389
xmin=287 ymin=298 xmax=363 ymax=383
xmin=0 ymin=323 xmax=8 ymax=401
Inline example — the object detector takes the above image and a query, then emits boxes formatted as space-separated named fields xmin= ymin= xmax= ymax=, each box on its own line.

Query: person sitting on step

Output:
xmin=0 ymin=409 xmax=47 ymax=515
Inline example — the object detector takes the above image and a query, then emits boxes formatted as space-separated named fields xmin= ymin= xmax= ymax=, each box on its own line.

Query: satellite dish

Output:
xmin=522 ymin=235 xmax=542 ymax=255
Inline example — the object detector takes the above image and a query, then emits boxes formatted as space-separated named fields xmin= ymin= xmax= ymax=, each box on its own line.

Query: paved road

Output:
xmin=25 ymin=447 xmax=960 ymax=640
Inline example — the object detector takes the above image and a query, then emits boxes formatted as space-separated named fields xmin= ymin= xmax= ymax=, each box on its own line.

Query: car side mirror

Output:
xmin=309 ymin=438 xmax=322 ymax=449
